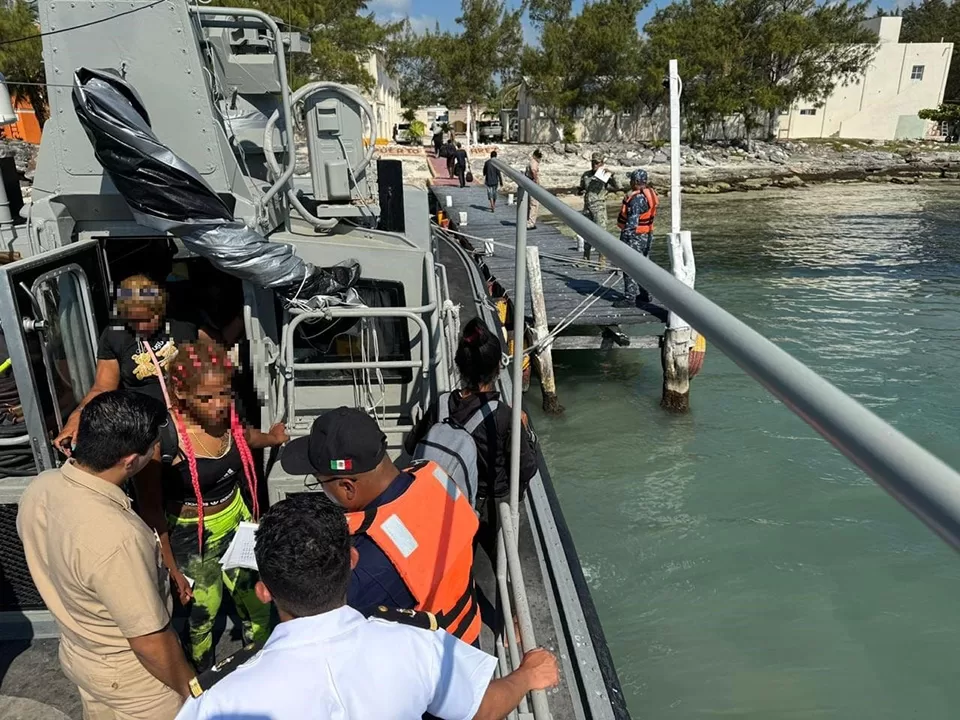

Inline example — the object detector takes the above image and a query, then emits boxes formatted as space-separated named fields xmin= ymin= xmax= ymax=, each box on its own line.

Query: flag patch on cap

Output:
xmin=330 ymin=459 xmax=353 ymax=472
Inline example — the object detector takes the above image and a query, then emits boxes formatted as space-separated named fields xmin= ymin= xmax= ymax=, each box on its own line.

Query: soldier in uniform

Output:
xmin=576 ymin=152 xmax=620 ymax=270
xmin=614 ymin=168 xmax=659 ymax=307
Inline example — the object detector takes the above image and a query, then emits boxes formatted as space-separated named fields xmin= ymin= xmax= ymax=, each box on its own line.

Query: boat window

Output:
xmin=30 ymin=266 xmax=99 ymax=426
xmin=291 ymin=279 xmax=412 ymax=386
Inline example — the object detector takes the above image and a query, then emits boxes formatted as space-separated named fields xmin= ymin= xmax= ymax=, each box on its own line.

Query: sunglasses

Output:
xmin=117 ymin=287 xmax=162 ymax=299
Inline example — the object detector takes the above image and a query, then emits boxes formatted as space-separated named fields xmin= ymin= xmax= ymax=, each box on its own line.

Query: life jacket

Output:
xmin=345 ymin=460 xmax=481 ymax=644
xmin=617 ymin=186 xmax=659 ymax=234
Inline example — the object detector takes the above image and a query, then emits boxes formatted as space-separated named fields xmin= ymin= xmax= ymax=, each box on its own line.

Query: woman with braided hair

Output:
xmin=138 ymin=338 xmax=287 ymax=672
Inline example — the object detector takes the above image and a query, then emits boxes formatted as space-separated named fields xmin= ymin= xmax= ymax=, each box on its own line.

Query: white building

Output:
xmin=778 ymin=17 xmax=954 ymax=141
xmin=362 ymin=51 xmax=402 ymax=143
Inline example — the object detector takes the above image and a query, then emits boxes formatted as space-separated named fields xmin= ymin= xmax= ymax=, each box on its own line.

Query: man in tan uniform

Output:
xmin=18 ymin=391 xmax=196 ymax=719
xmin=525 ymin=148 xmax=543 ymax=229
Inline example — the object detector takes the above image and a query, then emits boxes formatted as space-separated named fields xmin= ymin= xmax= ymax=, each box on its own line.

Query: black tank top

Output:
xmin=162 ymin=437 xmax=243 ymax=507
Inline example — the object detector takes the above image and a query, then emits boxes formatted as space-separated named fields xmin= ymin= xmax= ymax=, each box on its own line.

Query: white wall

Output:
xmin=779 ymin=17 xmax=954 ymax=140
xmin=363 ymin=52 xmax=402 ymax=142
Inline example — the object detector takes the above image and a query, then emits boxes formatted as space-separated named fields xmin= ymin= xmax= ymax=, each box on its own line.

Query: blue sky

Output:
xmin=367 ymin=0 xmax=903 ymax=39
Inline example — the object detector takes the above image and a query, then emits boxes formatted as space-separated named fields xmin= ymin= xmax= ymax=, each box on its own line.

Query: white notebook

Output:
xmin=219 ymin=521 xmax=259 ymax=571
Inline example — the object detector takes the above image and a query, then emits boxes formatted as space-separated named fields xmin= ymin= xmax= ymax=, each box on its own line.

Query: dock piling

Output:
xmin=526 ymin=246 xmax=564 ymax=415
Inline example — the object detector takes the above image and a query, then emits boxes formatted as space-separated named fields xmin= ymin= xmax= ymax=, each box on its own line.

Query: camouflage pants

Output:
xmin=582 ymin=202 xmax=608 ymax=258
xmin=620 ymin=231 xmax=652 ymax=300
xmin=168 ymin=490 xmax=272 ymax=672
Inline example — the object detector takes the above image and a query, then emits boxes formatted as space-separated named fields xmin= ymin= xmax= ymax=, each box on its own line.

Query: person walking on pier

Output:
xmin=454 ymin=142 xmax=469 ymax=188
xmin=577 ymin=152 xmax=619 ymax=270
xmin=614 ymin=168 xmax=659 ymax=308
xmin=525 ymin=148 xmax=543 ymax=229
xmin=482 ymin=151 xmax=503 ymax=212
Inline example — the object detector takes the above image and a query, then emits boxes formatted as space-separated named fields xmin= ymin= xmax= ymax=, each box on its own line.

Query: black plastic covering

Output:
xmin=71 ymin=67 xmax=359 ymax=296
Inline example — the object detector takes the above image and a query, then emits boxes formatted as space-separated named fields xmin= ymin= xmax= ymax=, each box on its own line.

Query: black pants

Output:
xmin=455 ymin=165 xmax=466 ymax=188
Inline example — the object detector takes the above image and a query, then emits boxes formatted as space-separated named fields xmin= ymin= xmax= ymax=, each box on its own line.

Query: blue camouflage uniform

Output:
xmin=618 ymin=169 xmax=657 ymax=303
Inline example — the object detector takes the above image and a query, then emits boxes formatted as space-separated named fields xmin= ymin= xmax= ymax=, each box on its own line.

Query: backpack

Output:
xmin=413 ymin=392 xmax=498 ymax=508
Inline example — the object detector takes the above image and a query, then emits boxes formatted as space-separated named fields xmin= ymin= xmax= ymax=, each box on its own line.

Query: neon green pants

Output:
xmin=168 ymin=490 xmax=271 ymax=671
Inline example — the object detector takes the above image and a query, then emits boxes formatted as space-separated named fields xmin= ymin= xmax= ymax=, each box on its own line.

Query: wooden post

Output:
xmin=661 ymin=326 xmax=692 ymax=412
xmin=526 ymin=246 xmax=564 ymax=415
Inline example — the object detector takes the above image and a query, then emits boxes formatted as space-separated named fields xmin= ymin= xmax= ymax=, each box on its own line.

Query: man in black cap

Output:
xmin=281 ymin=407 xmax=483 ymax=645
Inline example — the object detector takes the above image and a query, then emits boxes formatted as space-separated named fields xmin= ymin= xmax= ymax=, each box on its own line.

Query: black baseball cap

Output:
xmin=280 ymin=407 xmax=387 ymax=477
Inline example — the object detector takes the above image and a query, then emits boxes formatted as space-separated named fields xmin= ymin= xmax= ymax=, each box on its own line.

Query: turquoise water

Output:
xmin=532 ymin=182 xmax=960 ymax=719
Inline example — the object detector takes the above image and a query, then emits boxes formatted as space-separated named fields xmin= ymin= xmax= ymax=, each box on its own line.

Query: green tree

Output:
xmin=221 ymin=0 xmax=402 ymax=90
xmin=643 ymin=0 xmax=876 ymax=139
xmin=901 ymin=0 xmax=960 ymax=101
xmin=522 ymin=0 xmax=650 ymax=138
xmin=0 ymin=0 xmax=47 ymax=127
xmin=387 ymin=0 xmax=523 ymax=111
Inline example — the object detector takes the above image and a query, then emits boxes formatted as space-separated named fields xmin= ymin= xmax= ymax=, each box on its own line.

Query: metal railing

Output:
xmin=281 ymin=305 xmax=435 ymax=430
xmin=491 ymin=156 xmax=960 ymax=553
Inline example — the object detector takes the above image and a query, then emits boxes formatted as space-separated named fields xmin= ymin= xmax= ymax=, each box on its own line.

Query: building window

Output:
xmin=799 ymin=108 xmax=817 ymax=116
xmin=911 ymin=65 xmax=925 ymax=81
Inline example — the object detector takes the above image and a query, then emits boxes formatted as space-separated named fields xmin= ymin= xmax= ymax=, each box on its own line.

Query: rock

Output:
xmin=864 ymin=174 xmax=885 ymax=183
xmin=652 ymin=150 xmax=669 ymax=164
xmin=551 ymin=141 xmax=565 ymax=155
xmin=890 ymin=175 xmax=919 ymax=184
xmin=777 ymin=175 xmax=805 ymax=188
xmin=564 ymin=143 xmax=580 ymax=154
xmin=740 ymin=177 xmax=772 ymax=190
xmin=695 ymin=153 xmax=717 ymax=167
xmin=714 ymin=181 xmax=732 ymax=191
xmin=944 ymin=171 xmax=960 ymax=180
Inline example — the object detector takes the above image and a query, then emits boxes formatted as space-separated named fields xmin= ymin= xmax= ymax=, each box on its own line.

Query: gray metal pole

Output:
xmin=490 ymin=157 xmax=960 ymax=553
xmin=509 ymin=191 xmax=529 ymax=540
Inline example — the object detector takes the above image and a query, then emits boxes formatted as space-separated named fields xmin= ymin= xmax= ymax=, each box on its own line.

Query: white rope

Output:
xmin=434 ymin=222 xmax=609 ymax=270
xmin=526 ymin=271 xmax=619 ymax=355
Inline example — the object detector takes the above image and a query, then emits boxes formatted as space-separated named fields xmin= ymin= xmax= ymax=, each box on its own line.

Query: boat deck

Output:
xmin=430 ymin=182 xmax=667 ymax=329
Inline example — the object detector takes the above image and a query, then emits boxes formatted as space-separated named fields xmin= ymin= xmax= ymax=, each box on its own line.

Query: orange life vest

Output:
xmin=346 ymin=460 xmax=481 ymax=644
xmin=617 ymin=186 xmax=659 ymax=234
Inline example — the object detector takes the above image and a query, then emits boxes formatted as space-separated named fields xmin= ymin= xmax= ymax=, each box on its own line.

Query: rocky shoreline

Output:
xmin=490 ymin=139 xmax=960 ymax=195
xmin=5 ymin=136 xmax=959 ymax=203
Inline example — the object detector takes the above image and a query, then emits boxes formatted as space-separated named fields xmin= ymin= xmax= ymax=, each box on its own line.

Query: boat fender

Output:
xmin=369 ymin=605 xmax=439 ymax=632
xmin=191 ymin=642 xmax=263 ymax=697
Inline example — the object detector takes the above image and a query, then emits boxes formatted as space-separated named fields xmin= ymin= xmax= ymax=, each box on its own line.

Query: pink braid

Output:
xmin=173 ymin=411 xmax=206 ymax=553
xmin=231 ymin=404 xmax=260 ymax=520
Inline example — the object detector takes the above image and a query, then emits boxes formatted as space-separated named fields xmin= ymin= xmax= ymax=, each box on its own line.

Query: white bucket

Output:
xmin=576 ymin=235 xmax=585 ymax=253
xmin=484 ymin=239 xmax=495 ymax=256
xmin=508 ymin=193 xmax=515 ymax=206
xmin=445 ymin=195 xmax=453 ymax=207
xmin=459 ymin=211 xmax=468 ymax=226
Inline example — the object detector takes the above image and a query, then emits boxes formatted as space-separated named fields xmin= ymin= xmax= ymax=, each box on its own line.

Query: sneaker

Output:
xmin=613 ymin=298 xmax=635 ymax=309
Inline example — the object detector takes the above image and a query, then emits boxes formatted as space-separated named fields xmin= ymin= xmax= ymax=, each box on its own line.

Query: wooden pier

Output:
xmin=430 ymin=180 xmax=668 ymax=412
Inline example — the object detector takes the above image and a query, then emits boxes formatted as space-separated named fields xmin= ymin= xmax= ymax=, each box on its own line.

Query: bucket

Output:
xmin=459 ymin=211 xmax=468 ymax=226
xmin=508 ymin=193 xmax=515 ymax=206
xmin=445 ymin=195 xmax=453 ymax=207
xmin=576 ymin=235 xmax=584 ymax=253
xmin=484 ymin=239 xmax=494 ymax=256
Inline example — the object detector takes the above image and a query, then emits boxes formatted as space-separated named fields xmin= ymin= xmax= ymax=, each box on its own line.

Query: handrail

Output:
xmin=190 ymin=6 xmax=295 ymax=208
xmin=282 ymin=306 xmax=434 ymax=428
xmin=492 ymin=157 xmax=960 ymax=553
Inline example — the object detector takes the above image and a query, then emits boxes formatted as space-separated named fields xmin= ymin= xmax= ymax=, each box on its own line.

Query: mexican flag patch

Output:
xmin=330 ymin=459 xmax=353 ymax=472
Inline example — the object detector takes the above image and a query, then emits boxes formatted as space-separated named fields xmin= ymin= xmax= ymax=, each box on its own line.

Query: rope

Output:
xmin=434 ymin=222 xmax=609 ymax=270
xmin=431 ymin=219 xmax=622 ymax=358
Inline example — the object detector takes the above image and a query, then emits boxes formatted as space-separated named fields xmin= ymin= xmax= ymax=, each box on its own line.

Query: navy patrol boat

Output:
xmin=0 ymin=1 xmax=628 ymax=718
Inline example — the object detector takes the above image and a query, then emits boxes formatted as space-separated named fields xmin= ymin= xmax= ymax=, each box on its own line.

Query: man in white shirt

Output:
xmin=176 ymin=493 xmax=558 ymax=720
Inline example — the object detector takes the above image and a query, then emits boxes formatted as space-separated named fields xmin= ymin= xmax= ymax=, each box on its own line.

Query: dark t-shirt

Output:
xmin=96 ymin=320 xmax=199 ymax=403
xmin=482 ymin=160 xmax=502 ymax=188
xmin=347 ymin=472 xmax=417 ymax=616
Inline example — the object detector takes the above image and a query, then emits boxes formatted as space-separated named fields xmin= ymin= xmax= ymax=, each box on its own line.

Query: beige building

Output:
xmin=362 ymin=51 xmax=402 ymax=143
xmin=778 ymin=17 xmax=954 ymax=140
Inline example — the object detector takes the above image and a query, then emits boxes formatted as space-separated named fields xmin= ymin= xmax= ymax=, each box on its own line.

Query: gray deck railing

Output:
xmin=491 ymin=157 xmax=960 ymax=554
